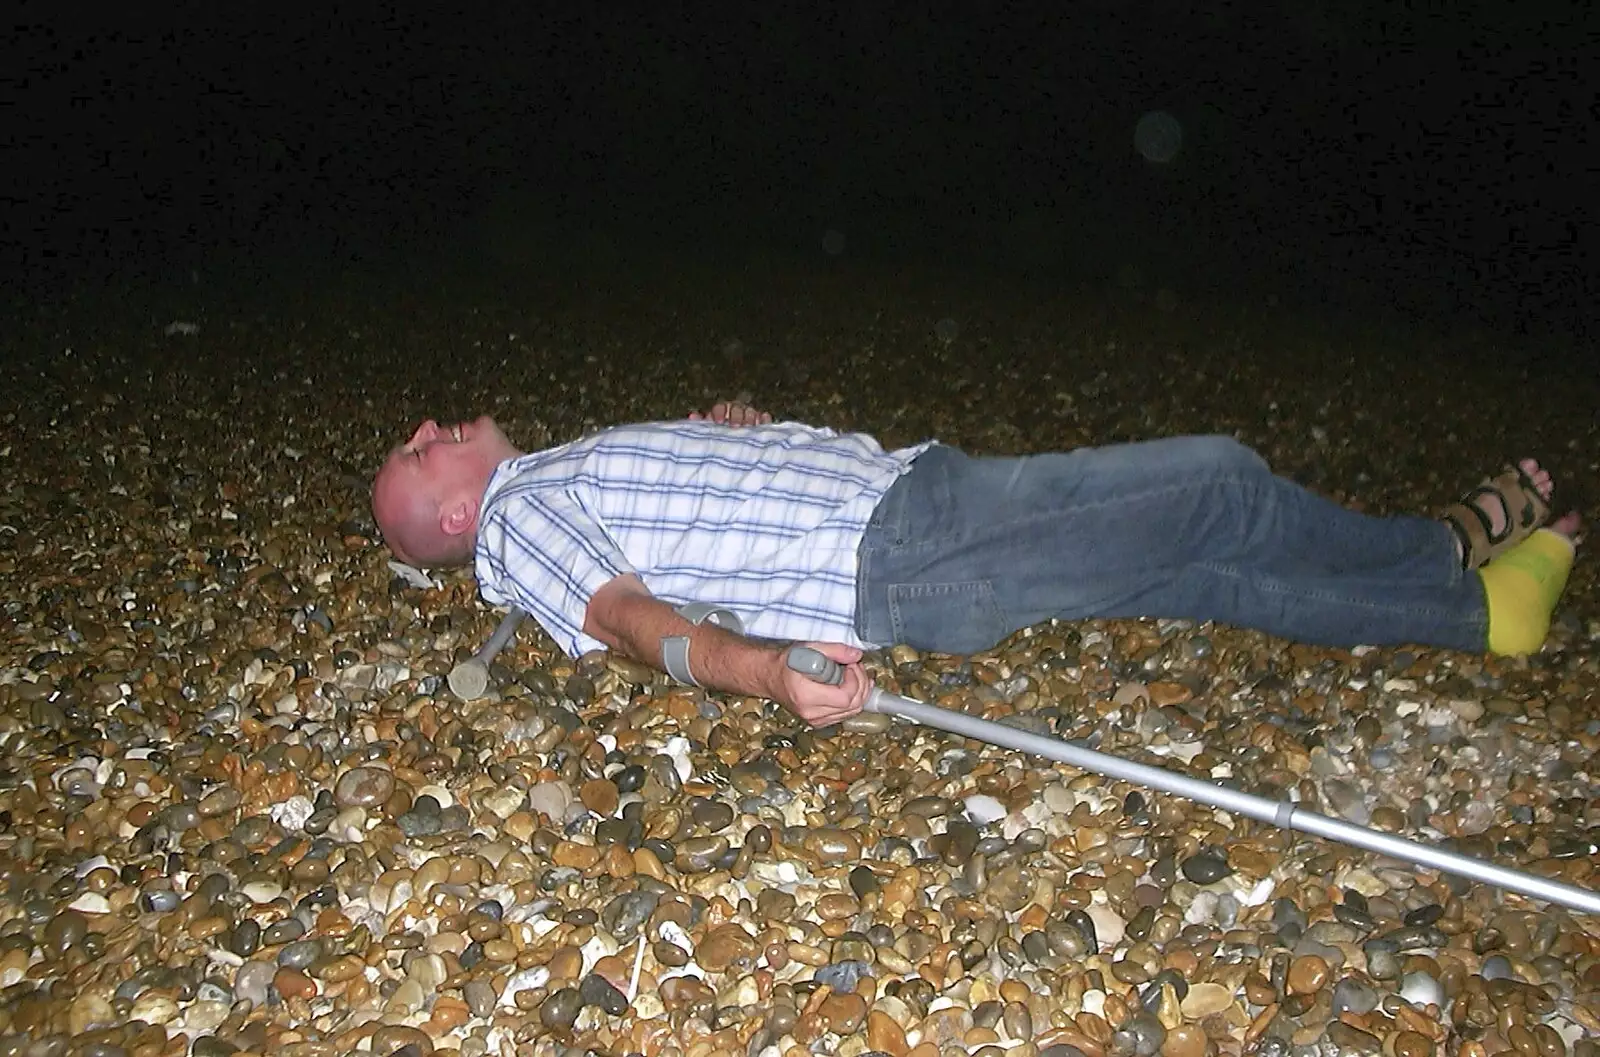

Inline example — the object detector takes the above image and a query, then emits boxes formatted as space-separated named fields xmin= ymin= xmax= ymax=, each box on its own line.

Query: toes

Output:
xmin=1550 ymin=512 xmax=1582 ymax=538
xmin=1516 ymin=457 xmax=1555 ymax=501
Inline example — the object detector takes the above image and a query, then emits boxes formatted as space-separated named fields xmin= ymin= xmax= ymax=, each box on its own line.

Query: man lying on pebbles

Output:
xmin=372 ymin=401 xmax=1580 ymax=727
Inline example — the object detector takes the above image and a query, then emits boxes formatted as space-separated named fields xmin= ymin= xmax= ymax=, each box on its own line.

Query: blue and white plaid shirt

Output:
xmin=475 ymin=421 xmax=932 ymax=657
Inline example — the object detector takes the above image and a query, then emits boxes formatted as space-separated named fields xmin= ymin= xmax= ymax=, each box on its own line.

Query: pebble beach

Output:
xmin=2 ymin=254 xmax=1596 ymax=1057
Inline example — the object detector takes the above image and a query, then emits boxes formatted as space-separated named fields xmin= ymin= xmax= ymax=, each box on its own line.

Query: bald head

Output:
xmin=371 ymin=460 xmax=468 ymax=566
xmin=371 ymin=416 xmax=523 ymax=567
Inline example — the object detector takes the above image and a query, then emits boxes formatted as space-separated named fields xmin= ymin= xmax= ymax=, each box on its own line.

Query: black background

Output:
xmin=4 ymin=3 xmax=1596 ymax=340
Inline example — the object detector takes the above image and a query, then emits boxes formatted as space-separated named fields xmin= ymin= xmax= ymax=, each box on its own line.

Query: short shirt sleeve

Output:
xmin=476 ymin=485 xmax=636 ymax=657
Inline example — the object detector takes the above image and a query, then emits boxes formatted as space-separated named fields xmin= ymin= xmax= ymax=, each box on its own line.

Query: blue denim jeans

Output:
xmin=854 ymin=437 xmax=1487 ymax=653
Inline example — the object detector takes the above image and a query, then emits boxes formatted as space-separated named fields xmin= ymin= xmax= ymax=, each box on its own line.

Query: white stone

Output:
xmin=749 ymin=860 xmax=803 ymax=887
xmin=1147 ymin=740 xmax=1204 ymax=762
xmin=963 ymin=794 xmax=1007 ymax=826
xmin=271 ymin=794 xmax=315 ymax=831
xmin=1085 ymin=902 xmax=1126 ymax=946
xmin=74 ymin=855 xmax=112 ymax=878
xmin=782 ymin=797 xmax=808 ymax=828
xmin=481 ymin=785 xmax=526 ymax=820
xmin=1242 ymin=878 xmax=1276 ymax=906
xmin=1014 ymin=801 xmax=1053 ymax=834
xmin=499 ymin=965 xmax=551 ymax=1007
xmin=579 ymin=931 xmax=619 ymax=974
xmin=1551 ymin=1016 xmax=1587 ymax=1048
xmin=1399 ymin=971 xmax=1443 ymax=1008
xmin=1336 ymin=866 xmax=1390 ymax=898
xmin=382 ymin=879 xmax=415 ymax=915
xmin=240 ymin=880 xmax=284 ymax=905
xmin=388 ymin=560 xmax=435 ymax=589
xmin=658 ymin=920 xmax=693 ymax=952
xmin=1041 ymin=782 xmax=1076 ymax=815
xmin=664 ymin=736 xmax=694 ymax=781
xmin=524 ymin=781 xmax=570 ymax=821
xmin=1184 ymin=890 xmax=1218 ymax=926
xmin=67 ymin=892 xmax=111 ymax=914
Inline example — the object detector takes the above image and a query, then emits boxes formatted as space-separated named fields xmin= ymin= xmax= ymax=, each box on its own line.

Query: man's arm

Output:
xmin=583 ymin=574 xmax=870 ymax=726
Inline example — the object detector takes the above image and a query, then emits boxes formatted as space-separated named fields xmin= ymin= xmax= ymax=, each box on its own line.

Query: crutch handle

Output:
xmin=785 ymin=645 xmax=844 ymax=685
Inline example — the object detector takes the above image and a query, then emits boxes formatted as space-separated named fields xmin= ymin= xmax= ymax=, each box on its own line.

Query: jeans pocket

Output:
xmin=888 ymin=580 xmax=1009 ymax=654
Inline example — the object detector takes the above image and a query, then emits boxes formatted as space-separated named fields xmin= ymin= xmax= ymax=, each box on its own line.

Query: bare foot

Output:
xmin=1466 ymin=458 xmax=1552 ymax=535
xmin=1448 ymin=457 xmax=1556 ymax=568
xmin=1547 ymin=511 xmax=1582 ymax=542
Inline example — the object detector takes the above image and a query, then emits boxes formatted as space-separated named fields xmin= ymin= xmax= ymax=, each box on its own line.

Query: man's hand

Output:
xmin=688 ymin=401 xmax=772 ymax=426
xmin=773 ymin=642 xmax=873 ymax=727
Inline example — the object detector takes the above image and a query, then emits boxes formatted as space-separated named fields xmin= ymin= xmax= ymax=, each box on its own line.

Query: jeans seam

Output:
xmin=1199 ymin=560 xmax=1487 ymax=629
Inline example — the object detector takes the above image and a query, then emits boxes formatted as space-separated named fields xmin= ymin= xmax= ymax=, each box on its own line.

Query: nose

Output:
xmin=407 ymin=420 xmax=439 ymax=447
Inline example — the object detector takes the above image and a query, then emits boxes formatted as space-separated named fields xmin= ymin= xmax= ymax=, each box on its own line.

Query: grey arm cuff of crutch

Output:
xmin=661 ymin=635 xmax=696 ymax=685
xmin=660 ymin=602 xmax=747 ymax=687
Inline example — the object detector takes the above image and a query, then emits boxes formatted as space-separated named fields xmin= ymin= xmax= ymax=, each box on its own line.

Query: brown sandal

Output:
xmin=1441 ymin=464 xmax=1552 ymax=570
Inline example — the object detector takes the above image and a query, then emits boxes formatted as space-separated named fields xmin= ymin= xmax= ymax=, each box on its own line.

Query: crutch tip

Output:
xmin=447 ymin=659 xmax=491 ymax=701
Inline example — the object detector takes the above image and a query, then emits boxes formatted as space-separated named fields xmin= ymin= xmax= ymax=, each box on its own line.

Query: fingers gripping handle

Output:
xmin=785 ymin=646 xmax=887 ymax=713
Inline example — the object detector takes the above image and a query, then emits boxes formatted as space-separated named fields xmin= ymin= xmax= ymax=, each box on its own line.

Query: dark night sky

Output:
xmin=3 ymin=3 xmax=1596 ymax=337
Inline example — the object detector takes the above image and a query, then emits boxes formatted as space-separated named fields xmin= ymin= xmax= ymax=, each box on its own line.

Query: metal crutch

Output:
xmin=787 ymin=646 xmax=1600 ymax=915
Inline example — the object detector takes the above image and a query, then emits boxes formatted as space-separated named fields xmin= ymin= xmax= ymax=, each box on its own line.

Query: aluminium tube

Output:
xmin=784 ymin=645 xmax=1600 ymax=915
xmin=864 ymin=687 xmax=1600 ymax=915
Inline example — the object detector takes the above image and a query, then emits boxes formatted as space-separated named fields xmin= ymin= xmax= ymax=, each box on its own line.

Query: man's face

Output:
xmin=385 ymin=415 xmax=516 ymax=491
xmin=372 ymin=415 xmax=522 ymax=565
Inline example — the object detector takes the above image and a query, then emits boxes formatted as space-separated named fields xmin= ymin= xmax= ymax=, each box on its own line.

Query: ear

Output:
xmin=439 ymin=496 xmax=477 ymax=537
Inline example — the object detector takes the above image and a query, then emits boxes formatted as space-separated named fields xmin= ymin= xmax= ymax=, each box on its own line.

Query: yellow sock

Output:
xmin=1478 ymin=529 xmax=1575 ymax=656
